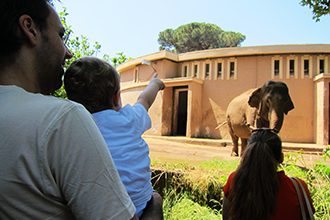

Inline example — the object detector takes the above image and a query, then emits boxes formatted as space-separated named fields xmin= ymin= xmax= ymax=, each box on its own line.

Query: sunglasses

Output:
xmin=251 ymin=128 xmax=279 ymax=134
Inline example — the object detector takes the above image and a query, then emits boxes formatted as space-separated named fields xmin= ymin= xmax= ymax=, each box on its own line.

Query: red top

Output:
xmin=223 ymin=171 xmax=315 ymax=220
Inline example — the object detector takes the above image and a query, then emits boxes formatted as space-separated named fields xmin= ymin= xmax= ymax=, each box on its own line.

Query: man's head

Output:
xmin=0 ymin=0 xmax=51 ymax=66
xmin=64 ymin=57 xmax=121 ymax=113
xmin=0 ymin=0 xmax=73 ymax=94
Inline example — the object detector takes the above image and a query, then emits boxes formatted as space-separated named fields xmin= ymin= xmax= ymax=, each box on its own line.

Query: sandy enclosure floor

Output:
xmin=144 ymin=136 xmax=330 ymax=168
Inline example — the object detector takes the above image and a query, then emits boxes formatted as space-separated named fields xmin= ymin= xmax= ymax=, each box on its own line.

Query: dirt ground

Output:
xmin=144 ymin=135 xmax=330 ymax=168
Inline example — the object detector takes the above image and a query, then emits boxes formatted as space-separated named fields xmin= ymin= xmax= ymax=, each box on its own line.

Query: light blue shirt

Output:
xmin=92 ymin=104 xmax=153 ymax=218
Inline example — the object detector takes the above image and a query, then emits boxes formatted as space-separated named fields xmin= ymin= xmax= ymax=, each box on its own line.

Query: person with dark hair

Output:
xmin=64 ymin=57 xmax=165 ymax=220
xmin=0 ymin=0 xmax=51 ymax=67
xmin=0 ymin=1 xmax=139 ymax=219
xmin=222 ymin=128 xmax=315 ymax=220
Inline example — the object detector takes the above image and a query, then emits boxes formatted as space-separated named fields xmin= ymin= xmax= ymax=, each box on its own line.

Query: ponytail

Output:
xmin=228 ymin=129 xmax=282 ymax=220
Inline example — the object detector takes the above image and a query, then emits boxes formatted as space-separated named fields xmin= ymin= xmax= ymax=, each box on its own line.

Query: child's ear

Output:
xmin=112 ymin=90 xmax=122 ymax=111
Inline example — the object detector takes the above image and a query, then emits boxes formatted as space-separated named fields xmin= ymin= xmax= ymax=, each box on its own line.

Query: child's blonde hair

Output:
xmin=64 ymin=57 xmax=120 ymax=113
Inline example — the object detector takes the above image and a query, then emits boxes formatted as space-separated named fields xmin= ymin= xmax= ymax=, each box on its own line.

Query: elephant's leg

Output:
xmin=231 ymin=136 xmax=239 ymax=157
xmin=228 ymin=125 xmax=239 ymax=157
xmin=241 ymin=138 xmax=248 ymax=156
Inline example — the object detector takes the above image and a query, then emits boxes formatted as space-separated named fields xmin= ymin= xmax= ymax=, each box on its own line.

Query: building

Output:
xmin=117 ymin=44 xmax=330 ymax=145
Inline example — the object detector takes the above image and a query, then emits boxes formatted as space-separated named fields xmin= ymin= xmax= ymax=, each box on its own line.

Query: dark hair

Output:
xmin=228 ymin=129 xmax=282 ymax=220
xmin=64 ymin=57 xmax=120 ymax=113
xmin=0 ymin=0 xmax=52 ymax=66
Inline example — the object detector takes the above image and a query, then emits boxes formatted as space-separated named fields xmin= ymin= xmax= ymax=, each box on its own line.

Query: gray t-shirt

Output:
xmin=0 ymin=85 xmax=135 ymax=220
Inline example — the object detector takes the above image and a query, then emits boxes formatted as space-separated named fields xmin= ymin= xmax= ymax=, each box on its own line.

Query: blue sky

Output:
xmin=54 ymin=0 xmax=330 ymax=59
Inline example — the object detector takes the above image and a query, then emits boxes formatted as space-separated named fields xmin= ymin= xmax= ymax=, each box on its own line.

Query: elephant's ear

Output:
xmin=248 ymin=88 xmax=261 ymax=108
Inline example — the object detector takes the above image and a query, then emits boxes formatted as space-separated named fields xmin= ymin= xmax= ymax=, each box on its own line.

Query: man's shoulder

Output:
xmin=34 ymin=95 xmax=88 ymax=122
xmin=1 ymin=85 xmax=75 ymax=105
xmin=29 ymin=92 xmax=83 ymax=115
xmin=41 ymin=95 xmax=81 ymax=109
xmin=1 ymin=85 xmax=87 ymax=119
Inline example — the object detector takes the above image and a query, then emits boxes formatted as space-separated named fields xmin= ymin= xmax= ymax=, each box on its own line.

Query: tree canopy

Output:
xmin=157 ymin=22 xmax=246 ymax=53
xmin=51 ymin=7 xmax=131 ymax=98
xmin=300 ymin=0 xmax=330 ymax=21
xmin=102 ymin=52 xmax=131 ymax=68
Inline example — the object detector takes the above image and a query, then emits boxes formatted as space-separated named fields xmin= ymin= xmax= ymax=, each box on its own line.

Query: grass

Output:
xmin=152 ymin=159 xmax=239 ymax=219
xmin=151 ymin=148 xmax=330 ymax=220
xmin=281 ymin=147 xmax=330 ymax=220
xmin=163 ymin=190 xmax=221 ymax=220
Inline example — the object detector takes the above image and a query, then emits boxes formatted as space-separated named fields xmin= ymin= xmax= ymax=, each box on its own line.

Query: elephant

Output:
xmin=225 ymin=81 xmax=294 ymax=156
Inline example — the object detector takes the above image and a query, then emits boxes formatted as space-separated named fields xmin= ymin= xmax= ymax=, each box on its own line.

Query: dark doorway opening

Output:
xmin=172 ymin=86 xmax=188 ymax=136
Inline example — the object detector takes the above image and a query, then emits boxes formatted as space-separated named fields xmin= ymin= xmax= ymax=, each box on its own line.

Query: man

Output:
xmin=0 ymin=0 xmax=139 ymax=219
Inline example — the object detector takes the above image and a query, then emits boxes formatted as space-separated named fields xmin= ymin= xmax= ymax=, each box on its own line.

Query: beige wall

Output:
xmin=187 ymin=81 xmax=203 ymax=137
xmin=161 ymin=88 xmax=173 ymax=136
xmin=118 ymin=45 xmax=330 ymax=144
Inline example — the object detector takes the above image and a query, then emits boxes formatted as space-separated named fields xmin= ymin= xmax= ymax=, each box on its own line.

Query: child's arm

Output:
xmin=136 ymin=73 xmax=165 ymax=111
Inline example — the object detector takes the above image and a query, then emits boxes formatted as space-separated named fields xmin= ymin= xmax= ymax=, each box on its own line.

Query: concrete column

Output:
xmin=314 ymin=73 xmax=330 ymax=145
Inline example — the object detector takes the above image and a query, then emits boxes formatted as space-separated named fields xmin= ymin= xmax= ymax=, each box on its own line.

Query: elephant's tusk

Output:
xmin=215 ymin=121 xmax=227 ymax=129
xmin=247 ymin=124 xmax=257 ymax=131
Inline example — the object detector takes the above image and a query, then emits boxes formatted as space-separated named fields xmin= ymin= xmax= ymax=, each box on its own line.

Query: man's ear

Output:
xmin=18 ymin=15 xmax=38 ymax=46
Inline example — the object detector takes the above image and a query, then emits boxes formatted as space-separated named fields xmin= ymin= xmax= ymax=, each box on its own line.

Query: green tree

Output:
xmin=58 ymin=8 xmax=102 ymax=68
xmin=300 ymin=0 xmax=330 ymax=21
xmin=218 ymin=31 xmax=246 ymax=49
xmin=51 ymin=7 xmax=103 ymax=98
xmin=158 ymin=22 xmax=246 ymax=53
xmin=102 ymin=52 xmax=132 ymax=68
xmin=52 ymin=7 xmax=131 ymax=98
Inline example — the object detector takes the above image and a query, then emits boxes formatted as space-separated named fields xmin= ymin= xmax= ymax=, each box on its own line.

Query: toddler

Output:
xmin=64 ymin=57 xmax=165 ymax=219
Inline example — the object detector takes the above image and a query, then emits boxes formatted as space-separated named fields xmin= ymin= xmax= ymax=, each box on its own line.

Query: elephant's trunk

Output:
xmin=269 ymin=108 xmax=284 ymax=131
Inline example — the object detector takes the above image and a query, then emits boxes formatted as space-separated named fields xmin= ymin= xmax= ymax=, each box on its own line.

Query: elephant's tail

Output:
xmin=215 ymin=121 xmax=227 ymax=130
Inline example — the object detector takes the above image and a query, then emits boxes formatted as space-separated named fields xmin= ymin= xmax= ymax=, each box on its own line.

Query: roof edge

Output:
xmin=117 ymin=44 xmax=330 ymax=72
xmin=116 ymin=50 xmax=178 ymax=72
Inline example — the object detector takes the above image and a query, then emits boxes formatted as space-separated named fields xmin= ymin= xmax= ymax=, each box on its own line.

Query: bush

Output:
xmin=152 ymin=148 xmax=330 ymax=220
